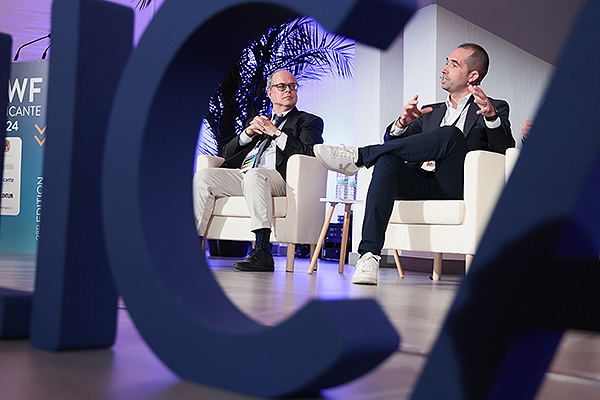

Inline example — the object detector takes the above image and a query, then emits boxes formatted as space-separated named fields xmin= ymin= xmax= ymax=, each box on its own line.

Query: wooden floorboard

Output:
xmin=0 ymin=253 xmax=599 ymax=399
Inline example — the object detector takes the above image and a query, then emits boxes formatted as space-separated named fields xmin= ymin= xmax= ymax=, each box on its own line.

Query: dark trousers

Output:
xmin=358 ymin=126 xmax=469 ymax=255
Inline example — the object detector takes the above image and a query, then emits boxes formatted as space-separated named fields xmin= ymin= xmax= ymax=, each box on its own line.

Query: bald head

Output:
xmin=267 ymin=70 xmax=298 ymax=113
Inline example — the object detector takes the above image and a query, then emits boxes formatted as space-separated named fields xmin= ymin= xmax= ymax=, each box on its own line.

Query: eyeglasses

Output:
xmin=271 ymin=83 xmax=299 ymax=92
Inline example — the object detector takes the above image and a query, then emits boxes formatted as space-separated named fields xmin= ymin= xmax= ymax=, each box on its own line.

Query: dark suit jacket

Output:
xmin=220 ymin=107 xmax=324 ymax=180
xmin=384 ymin=97 xmax=515 ymax=154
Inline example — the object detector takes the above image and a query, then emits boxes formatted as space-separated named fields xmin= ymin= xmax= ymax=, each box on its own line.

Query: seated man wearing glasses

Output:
xmin=193 ymin=70 xmax=324 ymax=272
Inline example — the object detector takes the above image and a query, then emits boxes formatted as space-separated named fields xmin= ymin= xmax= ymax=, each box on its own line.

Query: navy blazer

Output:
xmin=220 ymin=107 xmax=324 ymax=180
xmin=384 ymin=97 xmax=515 ymax=154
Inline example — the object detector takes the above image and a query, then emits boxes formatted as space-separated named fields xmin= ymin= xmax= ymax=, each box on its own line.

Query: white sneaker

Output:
xmin=313 ymin=144 xmax=360 ymax=176
xmin=352 ymin=252 xmax=380 ymax=285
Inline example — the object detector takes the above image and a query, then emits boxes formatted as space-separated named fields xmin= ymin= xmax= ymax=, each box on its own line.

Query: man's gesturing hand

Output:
xmin=469 ymin=85 xmax=496 ymax=119
xmin=397 ymin=94 xmax=433 ymax=128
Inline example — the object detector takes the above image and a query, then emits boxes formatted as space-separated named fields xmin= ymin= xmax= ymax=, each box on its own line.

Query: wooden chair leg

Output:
xmin=309 ymin=202 xmax=336 ymax=274
xmin=392 ymin=250 xmax=405 ymax=278
xmin=202 ymin=215 xmax=214 ymax=255
xmin=286 ymin=244 xmax=296 ymax=273
xmin=338 ymin=203 xmax=352 ymax=274
xmin=465 ymin=254 xmax=474 ymax=274
xmin=432 ymin=253 xmax=443 ymax=281
xmin=309 ymin=244 xmax=317 ymax=271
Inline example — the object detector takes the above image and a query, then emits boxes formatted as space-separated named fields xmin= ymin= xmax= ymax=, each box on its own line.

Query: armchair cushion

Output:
xmin=195 ymin=153 xmax=327 ymax=245
xmin=195 ymin=153 xmax=327 ymax=272
xmin=382 ymin=150 xmax=507 ymax=255
xmin=213 ymin=197 xmax=287 ymax=218
xmin=389 ymin=200 xmax=465 ymax=225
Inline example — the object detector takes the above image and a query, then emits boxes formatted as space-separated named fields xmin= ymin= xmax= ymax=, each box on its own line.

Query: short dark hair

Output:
xmin=459 ymin=43 xmax=489 ymax=85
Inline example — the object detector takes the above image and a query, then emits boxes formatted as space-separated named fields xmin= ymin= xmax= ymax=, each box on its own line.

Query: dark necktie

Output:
xmin=253 ymin=114 xmax=285 ymax=166
xmin=252 ymin=137 xmax=272 ymax=168
xmin=272 ymin=113 xmax=283 ymax=127
xmin=241 ymin=114 xmax=285 ymax=171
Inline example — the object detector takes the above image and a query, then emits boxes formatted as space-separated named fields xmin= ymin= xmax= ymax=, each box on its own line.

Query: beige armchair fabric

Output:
xmin=195 ymin=154 xmax=328 ymax=272
xmin=377 ymin=149 xmax=516 ymax=280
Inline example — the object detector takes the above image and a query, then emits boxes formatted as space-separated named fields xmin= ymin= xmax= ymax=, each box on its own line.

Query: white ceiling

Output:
xmin=420 ymin=0 xmax=586 ymax=65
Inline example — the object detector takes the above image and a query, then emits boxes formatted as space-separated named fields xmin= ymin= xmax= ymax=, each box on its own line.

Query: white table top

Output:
xmin=320 ymin=198 xmax=364 ymax=205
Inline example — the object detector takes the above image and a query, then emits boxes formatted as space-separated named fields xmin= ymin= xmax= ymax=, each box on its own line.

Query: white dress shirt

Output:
xmin=238 ymin=110 xmax=290 ymax=170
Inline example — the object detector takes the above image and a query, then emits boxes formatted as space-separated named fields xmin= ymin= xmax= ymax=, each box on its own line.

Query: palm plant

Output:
xmin=134 ymin=1 xmax=354 ymax=156
xmin=198 ymin=16 xmax=355 ymax=156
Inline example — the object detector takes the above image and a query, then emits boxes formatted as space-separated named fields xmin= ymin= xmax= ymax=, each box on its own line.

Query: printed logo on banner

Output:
xmin=34 ymin=124 xmax=46 ymax=146
xmin=1 ymin=137 xmax=23 ymax=216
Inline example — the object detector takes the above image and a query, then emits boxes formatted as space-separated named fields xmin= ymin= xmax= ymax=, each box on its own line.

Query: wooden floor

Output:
xmin=1 ymin=253 xmax=600 ymax=399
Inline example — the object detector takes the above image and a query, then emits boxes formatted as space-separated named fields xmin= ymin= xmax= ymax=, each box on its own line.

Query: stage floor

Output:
xmin=1 ymin=253 xmax=599 ymax=399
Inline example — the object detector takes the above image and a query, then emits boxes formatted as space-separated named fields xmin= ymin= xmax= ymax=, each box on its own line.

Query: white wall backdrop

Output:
xmin=403 ymin=5 xmax=439 ymax=109
xmin=434 ymin=6 xmax=553 ymax=145
xmin=297 ymin=72 xmax=355 ymax=201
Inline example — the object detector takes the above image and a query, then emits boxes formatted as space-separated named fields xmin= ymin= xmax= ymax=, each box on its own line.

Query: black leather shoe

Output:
xmin=233 ymin=248 xmax=275 ymax=272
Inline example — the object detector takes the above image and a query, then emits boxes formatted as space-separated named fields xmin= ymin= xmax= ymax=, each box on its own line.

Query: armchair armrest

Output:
xmin=463 ymin=150 xmax=506 ymax=247
xmin=196 ymin=154 xmax=224 ymax=170
xmin=277 ymin=154 xmax=327 ymax=243
xmin=285 ymin=154 xmax=327 ymax=204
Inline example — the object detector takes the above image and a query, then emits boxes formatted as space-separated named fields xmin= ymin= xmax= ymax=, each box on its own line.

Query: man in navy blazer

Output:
xmin=314 ymin=43 xmax=515 ymax=285
xmin=193 ymin=70 xmax=323 ymax=272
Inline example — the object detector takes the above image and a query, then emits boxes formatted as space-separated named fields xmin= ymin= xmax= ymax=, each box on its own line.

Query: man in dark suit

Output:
xmin=193 ymin=70 xmax=324 ymax=272
xmin=313 ymin=43 xmax=515 ymax=284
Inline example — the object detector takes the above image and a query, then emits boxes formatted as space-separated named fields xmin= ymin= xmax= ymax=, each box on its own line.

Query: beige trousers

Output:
xmin=192 ymin=167 xmax=286 ymax=236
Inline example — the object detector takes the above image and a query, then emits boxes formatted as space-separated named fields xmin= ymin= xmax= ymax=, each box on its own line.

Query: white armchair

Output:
xmin=380 ymin=149 xmax=516 ymax=280
xmin=195 ymin=154 xmax=328 ymax=272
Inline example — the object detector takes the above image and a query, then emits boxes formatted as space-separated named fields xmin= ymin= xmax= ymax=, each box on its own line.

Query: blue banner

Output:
xmin=1 ymin=61 xmax=48 ymax=253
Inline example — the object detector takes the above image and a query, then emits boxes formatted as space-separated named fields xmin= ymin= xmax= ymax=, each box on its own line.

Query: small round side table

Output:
xmin=308 ymin=198 xmax=363 ymax=274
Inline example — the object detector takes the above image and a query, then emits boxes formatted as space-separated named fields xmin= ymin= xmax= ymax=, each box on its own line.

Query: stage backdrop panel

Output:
xmin=1 ymin=61 xmax=48 ymax=253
